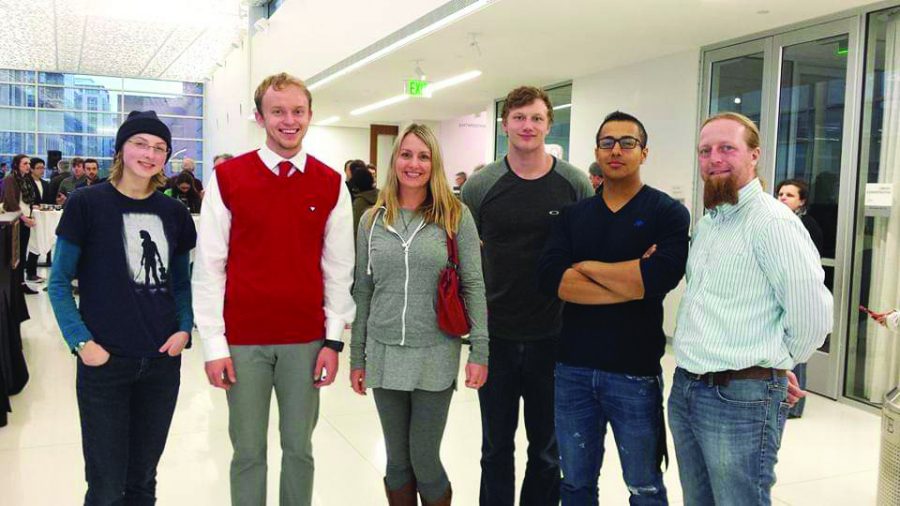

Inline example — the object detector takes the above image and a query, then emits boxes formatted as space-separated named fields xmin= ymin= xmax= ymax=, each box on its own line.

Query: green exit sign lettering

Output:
xmin=406 ymin=79 xmax=429 ymax=97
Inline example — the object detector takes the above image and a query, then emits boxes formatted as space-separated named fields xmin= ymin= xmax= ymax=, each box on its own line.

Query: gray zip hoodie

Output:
xmin=351 ymin=205 xmax=489 ymax=370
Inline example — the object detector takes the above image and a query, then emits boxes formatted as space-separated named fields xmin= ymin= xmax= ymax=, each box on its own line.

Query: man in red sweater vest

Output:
xmin=192 ymin=73 xmax=355 ymax=506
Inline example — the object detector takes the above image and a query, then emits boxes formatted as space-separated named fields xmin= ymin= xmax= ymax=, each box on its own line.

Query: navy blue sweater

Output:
xmin=537 ymin=186 xmax=690 ymax=375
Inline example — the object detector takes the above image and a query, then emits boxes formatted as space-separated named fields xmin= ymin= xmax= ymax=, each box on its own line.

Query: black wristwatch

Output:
xmin=323 ymin=339 xmax=344 ymax=353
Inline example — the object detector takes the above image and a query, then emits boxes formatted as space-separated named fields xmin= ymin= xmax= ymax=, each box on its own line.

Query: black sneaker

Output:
xmin=21 ymin=284 xmax=39 ymax=295
xmin=26 ymin=275 xmax=45 ymax=283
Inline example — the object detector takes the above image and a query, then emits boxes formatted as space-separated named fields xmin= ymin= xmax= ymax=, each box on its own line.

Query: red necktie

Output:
xmin=278 ymin=161 xmax=292 ymax=177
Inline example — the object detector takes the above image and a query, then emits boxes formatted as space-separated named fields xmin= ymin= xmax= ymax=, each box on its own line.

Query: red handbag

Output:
xmin=436 ymin=231 xmax=471 ymax=337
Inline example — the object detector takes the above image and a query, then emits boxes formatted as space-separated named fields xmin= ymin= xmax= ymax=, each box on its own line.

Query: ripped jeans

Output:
xmin=555 ymin=363 xmax=668 ymax=506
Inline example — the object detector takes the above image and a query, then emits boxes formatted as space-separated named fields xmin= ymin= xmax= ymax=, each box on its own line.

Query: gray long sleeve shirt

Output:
xmin=351 ymin=206 xmax=489 ymax=370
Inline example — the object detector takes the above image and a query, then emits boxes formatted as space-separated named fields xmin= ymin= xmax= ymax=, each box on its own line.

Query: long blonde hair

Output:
xmin=369 ymin=123 xmax=462 ymax=236
xmin=107 ymin=152 xmax=168 ymax=190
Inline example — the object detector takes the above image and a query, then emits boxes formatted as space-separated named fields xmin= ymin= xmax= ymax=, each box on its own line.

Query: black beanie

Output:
xmin=115 ymin=110 xmax=172 ymax=162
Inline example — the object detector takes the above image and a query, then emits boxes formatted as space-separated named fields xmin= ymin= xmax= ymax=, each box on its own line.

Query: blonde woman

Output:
xmin=350 ymin=124 xmax=488 ymax=505
xmin=49 ymin=111 xmax=196 ymax=505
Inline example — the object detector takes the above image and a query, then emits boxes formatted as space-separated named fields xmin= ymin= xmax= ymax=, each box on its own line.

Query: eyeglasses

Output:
xmin=127 ymin=139 xmax=170 ymax=157
xmin=597 ymin=136 xmax=642 ymax=150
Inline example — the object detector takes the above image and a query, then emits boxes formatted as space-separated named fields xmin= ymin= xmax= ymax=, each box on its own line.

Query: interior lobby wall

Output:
xmin=305 ymin=125 xmax=370 ymax=173
xmin=569 ymin=48 xmax=702 ymax=337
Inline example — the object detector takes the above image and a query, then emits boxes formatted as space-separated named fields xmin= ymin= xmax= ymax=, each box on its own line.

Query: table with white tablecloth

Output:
xmin=26 ymin=209 xmax=63 ymax=257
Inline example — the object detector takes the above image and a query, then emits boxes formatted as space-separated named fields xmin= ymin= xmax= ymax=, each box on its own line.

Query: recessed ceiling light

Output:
xmin=308 ymin=0 xmax=493 ymax=91
xmin=734 ymin=97 xmax=742 ymax=104
xmin=350 ymin=70 xmax=482 ymax=116
xmin=351 ymin=95 xmax=411 ymax=116
xmin=315 ymin=116 xmax=341 ymax=126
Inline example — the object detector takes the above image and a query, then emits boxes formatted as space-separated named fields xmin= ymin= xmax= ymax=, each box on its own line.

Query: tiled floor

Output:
xmin=0 ymin=281 xmax=883 ymax=505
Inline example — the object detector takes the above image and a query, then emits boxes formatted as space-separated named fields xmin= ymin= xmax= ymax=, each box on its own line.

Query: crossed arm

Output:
xmin=557 ymin=246 xmax=655 ymax=305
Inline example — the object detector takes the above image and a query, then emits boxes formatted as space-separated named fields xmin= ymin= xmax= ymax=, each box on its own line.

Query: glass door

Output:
xmin=697 ymin=39 xmax=774 ymax=218
xmin=770 ymin=18 xmax=861 ymax=399
xmin=845 ymin=8 xmax=900 ymax=407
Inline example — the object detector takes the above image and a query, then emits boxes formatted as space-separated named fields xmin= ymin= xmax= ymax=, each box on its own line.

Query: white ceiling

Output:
xmin=0 ymin=0 xmax=247 ymax=83
xmin=306 ymin=0 xmax=884 ymax=127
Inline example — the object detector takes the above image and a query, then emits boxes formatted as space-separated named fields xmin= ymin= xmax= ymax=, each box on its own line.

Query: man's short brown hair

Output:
xmin=71 ymin=157 xmax=85 ymax=167
xmin=83 ymin=158 xmax=99 ymax=167
xmin=254 ymin=73 xmax=312 ymax=116
xmin=501 ymin=86 xmax=554 ymax=124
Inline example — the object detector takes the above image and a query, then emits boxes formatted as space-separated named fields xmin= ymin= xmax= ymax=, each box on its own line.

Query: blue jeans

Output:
xmin=76 ymin=354 xmax=181 ymax=506
xmin=478 ymin=338 xmax=559 ymax=506
xmin=554 ymin=363 xmax=668 ymax=506
xmin=667 ymin=367 xmax=790 ymax=506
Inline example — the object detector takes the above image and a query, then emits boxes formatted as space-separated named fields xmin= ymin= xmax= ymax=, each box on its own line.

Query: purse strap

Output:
xmin=445 ymin=230 xmax=460 ymax=269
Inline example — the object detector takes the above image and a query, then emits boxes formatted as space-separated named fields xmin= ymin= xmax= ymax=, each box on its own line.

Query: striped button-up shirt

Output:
xmin=674 ymin=179 xmax=833 ymax=374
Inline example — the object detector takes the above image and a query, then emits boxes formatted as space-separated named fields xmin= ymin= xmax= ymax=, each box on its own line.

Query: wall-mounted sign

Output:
xmin=865 ymin=183 xmax=894 ymax=208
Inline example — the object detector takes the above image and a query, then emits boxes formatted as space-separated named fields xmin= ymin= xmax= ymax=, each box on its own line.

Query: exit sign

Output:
xmin=406 ymin=79 xmax=429 ymax=97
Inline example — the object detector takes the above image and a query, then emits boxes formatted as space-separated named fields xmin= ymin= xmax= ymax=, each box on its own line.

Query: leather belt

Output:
xmin=684 ymin=366 xmax=786 ymax=387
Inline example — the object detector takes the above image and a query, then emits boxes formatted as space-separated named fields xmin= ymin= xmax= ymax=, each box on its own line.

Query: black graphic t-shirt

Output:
xmin=56 ymin=182 xmax=197 ymax=357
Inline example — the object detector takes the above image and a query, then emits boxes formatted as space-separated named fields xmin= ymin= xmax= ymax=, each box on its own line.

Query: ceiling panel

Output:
xmin=0 ymin=0 xmax=245 ymax=83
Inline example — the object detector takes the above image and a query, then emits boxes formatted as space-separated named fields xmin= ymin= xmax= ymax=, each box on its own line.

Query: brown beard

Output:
xmin=703 ymin=175 xmax=739 ymax=209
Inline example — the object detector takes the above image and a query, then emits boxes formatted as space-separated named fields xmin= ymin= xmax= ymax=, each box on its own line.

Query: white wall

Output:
xmin=204 ymin=0 xmax=449 ymax=182
xmin=304 ymin=125 xmax=369 ymax=172
xmin=203 ymin=39 xmax=263 ymax=181
xmin=439 ymin=110 xmax=490 ymax=184
xmin=570 ymin=48 xmax=701 ymax=336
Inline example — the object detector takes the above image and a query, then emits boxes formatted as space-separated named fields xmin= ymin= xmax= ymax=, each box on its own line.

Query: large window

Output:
xmin=0 ymin=70 xmax=203 ymax=178
xmin=494 ymin=83 xmax=573 ymax=161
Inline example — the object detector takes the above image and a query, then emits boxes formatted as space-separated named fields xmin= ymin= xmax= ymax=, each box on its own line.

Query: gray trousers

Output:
xmin=226 ymin=342 xmax=322 ymax=506
xmin=373 ymin=386 xmax=454 ymax=502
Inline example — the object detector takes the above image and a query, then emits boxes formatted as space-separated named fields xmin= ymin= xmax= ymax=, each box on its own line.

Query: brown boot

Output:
xmin=384 ymin=478 xmax=418 ymax=506
xmin=420 ymin=484 xmax=451 ymax=506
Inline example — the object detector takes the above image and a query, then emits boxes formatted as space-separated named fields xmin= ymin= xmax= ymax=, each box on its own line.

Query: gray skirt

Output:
xmin=364 ymin=336 xmax=462 ymax=392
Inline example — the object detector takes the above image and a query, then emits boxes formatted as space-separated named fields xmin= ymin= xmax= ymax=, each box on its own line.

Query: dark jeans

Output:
xmin=76 ymin=354 xmax=181 ymax=506
xmin=668 ymin=367 xmax=789 ymax=506
xmin=555 ymin=364 xmax=667 ymax=505
xmin=478 ymin=337 xmax=559 ymax=506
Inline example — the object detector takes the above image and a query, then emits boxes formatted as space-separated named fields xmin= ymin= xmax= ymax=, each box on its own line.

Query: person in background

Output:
xmin=453 ymin=171 xmax=467 ymax=195
xmin=24 ymin=157 xmax=52 ymax=283
xmin=48 ymin=110 xmax=196 ymax=505
xmin=180 ymin=157 xmax=203 ymax=195
xmin=164 ymin=171 xmax=202 ymax=214
xmin=49 ymin=159 xmax=71 ymax=204
xmin=775 ymin=177 xmax=825 ymax=419
xmin=367 ymin=162 xmax=378 ymax=182
xmin=343 ymin=159 xmax=367 ymax=197
xmin=588 ymin=161 xmax=604 ymax=195
xmin=351 ymin=123 xmax=488 ymax=506
xmin=776 ymin=178 xmax=824 ymax=254
xmin=213 ymin=153 xmax=233 ymax=167
xmin=869 ymin=309 xmax=899 ymax=331
xmin=76 ymin=158 xmax=103 ymax=189
xmin=350 ymin=165 xmax=378 ymax=236
xmin=2 ymin=154 xmax=38 ymax=295
xmin=58 ymin=157 xmax=86 ymax=202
